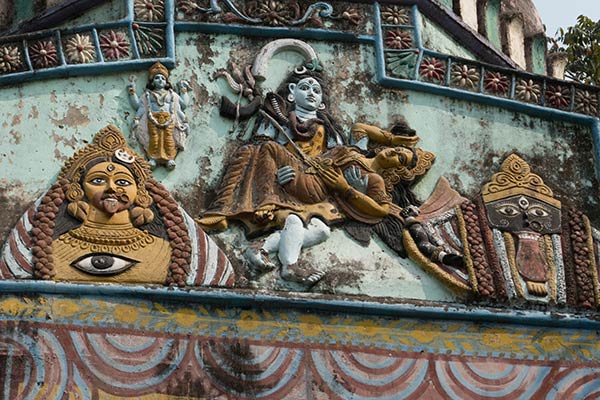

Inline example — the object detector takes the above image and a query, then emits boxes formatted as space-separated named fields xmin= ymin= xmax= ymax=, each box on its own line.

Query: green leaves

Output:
xmin=550 ymin=15 xmax=600 ymax=86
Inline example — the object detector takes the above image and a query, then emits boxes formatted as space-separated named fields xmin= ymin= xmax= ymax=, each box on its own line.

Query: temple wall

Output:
xmin=0 ymin=1 xmax=599 ymax=398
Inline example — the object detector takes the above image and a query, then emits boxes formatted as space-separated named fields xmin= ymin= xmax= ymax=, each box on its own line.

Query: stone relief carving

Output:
xmin=199 ymin=39 xmax=436 ymax=287
xmin=0 ymin=125 xmax=234 ymax=287
xmin=402 ymin=153 xmax=600 ymax=308
xmin=128 ymin=62 xmax=192 ymax=170
xmin=176 ymin=0 xmax=363 ymax=28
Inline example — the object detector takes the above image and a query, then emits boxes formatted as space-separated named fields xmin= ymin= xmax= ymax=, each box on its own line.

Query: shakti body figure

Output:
xmin=200 ymin=62 xmax=422 ymax=284
xmin=128 ymin=62 xmax=191 ymax=170
xmin=0 ymin=125 xmax=234 ymax=287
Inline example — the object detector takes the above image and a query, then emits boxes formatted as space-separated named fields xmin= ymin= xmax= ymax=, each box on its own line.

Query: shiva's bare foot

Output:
xmin=281 ymin=263 xmax=325 ymax=287
xmin=244 ymin=246 xmax=275 ymax=275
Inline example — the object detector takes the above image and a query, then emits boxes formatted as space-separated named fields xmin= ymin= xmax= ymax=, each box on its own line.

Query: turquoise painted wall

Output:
xmin=0 ymin=32 xmax=596 ymax=303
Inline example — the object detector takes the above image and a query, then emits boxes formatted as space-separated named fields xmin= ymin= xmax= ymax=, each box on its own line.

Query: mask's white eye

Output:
xmin=496 ymin=205 xmax=520 ymax=217
xmin=71 ymin=253 xmax=138 ymax=275
xmin=528 ymin=207 xmax=549 ymax=218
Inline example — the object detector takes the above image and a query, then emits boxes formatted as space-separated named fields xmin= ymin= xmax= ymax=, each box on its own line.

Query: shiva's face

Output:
xmin=289 ymin=77 xmax=323 ymax=111
xmin=152 ymin=73 xmax=167 ymax=90
xmin=83 ymin=162 xmax=137 ymax=215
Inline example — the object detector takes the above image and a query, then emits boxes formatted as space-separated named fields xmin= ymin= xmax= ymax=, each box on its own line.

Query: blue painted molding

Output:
xmin=0 ymin=280 xmax=599 ymax=330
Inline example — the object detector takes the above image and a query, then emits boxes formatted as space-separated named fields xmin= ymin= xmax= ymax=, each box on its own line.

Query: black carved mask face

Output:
xmin=484 ymin=195 xmax=561 ymax=234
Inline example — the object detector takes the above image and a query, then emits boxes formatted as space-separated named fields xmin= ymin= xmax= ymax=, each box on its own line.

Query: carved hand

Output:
xmin=276 ymin=166 xmax=296 ymax=185
xmin=400 ymin=205 xmax=420 ymax=218
xmin=319 ymin=167 xmax=349 ymax=192
xmin=390 ymin=134 xmax=420 ymax=147
xmin=178 ymin=80 xmax=191 ymax=93
xmin=343 ymin=166 xmax=368 ymax=194
xmin=127 ymin=82 xmax=137 ymax=95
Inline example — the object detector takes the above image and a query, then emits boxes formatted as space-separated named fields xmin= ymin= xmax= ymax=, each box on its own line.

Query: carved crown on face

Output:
xmin=149 ymin=62 xmax=169 ymax=80
xmin=482 ymin=153 xmax=560 ymax=208
xmin=59 ymin=125 xmax=151 ymax=202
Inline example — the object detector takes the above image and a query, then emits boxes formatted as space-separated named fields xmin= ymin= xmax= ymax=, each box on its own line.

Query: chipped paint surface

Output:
xmin=1 ymin=1 xmax=600 ymax=398
xmin=0 ymin=33 xmax=598 ymax=301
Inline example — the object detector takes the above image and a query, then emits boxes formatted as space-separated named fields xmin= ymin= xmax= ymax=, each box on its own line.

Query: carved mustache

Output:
xmin=101 ymin=192 xmax=131 ymax=203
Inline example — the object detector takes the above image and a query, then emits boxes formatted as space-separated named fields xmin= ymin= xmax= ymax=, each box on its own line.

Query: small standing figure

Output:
xmin=128 ymin=62 xmax=191 ymax=170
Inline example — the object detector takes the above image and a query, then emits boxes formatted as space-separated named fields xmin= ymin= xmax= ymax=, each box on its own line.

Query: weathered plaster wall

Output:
xmin=419 ymin=14 xmax=477 ymax=59
xmin=0 ymin=32 xmax=597 ymax=302
xmin=1 ymin=1 xmax=600 ymax=397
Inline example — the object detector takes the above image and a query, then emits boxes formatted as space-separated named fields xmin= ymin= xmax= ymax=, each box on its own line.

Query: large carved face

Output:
xmin=83 ymin=162 xmax=137 ymax=215
xmin=485 ymin=194 xmax=561 ymax=234
xmin=289 ymin=77 xmax=323 ymax=111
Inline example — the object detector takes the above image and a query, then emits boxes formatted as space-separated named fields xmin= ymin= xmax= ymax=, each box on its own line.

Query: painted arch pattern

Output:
xmin=0 ymin=324 xmax=598 ymax=399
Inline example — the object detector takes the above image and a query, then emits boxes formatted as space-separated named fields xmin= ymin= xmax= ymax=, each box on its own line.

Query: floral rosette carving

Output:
xmin=247 ymin=0 xmax=298 ymax=26
xmin=483 ymin=71 xmax=509 ymax=96
xmin=29 ymin=40 xmax=59 ymax=69
xmin=515 ymin=79 xmax=541 ymax=104
xmin=419 ymin=57 xmax=446 ymax=82
xmin=134 ymin=0 xmax=165 ymax=21
xmin=99 ymin=31 xmax=130 ymax=60
xmin=545 ymin=84 xmax=571 ymax=109
xmin=574 ymin=89 xmax=599 ymax=116
xmin=0 ymin=44 xmax=22 ymax=74
xmin=384 ymin=29 xmax=413 ymax=50
xmin=64 ymin=33 xmax=96 ymax=64
xmin=450 ymin=64 xmax=480 ymax=90
xmin=380 ymin=5 xmax=410 ymax=25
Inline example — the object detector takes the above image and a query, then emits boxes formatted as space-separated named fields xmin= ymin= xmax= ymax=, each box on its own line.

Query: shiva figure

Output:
xmin=128 ymin=62 xmax=191 ymax=170
xmin=201 ymin=57 xmax=426 ymax=285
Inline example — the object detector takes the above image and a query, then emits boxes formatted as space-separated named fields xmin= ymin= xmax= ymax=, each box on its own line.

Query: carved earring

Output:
xmin=318 ymin=103 xmax=326 ymax=110
xmin=135 ymin=187 xmax=153 ymax=208
xmin=287 ymin=93 xmax=295 ymax=102
xmin=65 ymin=182 xmax=84 ymax=202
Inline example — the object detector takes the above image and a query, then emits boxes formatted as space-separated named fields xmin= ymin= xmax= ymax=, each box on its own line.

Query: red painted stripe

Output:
xmin=8 ymin=234 xmax=32 ymax=275
xmin=16 ymin=218 xmax=33 ymax=248
xmin=195 ymin=225 xmax=208 ymax=286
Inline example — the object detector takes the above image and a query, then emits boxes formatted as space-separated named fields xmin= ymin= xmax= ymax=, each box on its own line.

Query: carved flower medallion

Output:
xmin=0 ymin=45 xmax=22 ymax=73
xmin=574 ymin=90 xmax=599 ymax=115
xmin=100 ymin=31 xmax=130 ymax=60
xmin=384 ymin=30 xmax=413 ymax=49
xmin=483 ymin=71 xmax=509 ymax=95
xmin=380 ymin=5 xmax=411 ymax=25
xmin=29 ymin=40 xmax=59 ymax=69
xmin=419 ymin=57 xmax=446 ymax=82
xmin=515 ymin=79 xmax=541 ymax=103
xmin=254 ymin=0 xmax=294 ymax=26
xmin=134 ymin=0 xmax=166 ymax=21
xmin=450 ymin=64 xmax=480 ymax=90
xmin=545 ymin=85 xmax=570 ymax=109
xmin=65 ymin=33 xmax=96 ymax=64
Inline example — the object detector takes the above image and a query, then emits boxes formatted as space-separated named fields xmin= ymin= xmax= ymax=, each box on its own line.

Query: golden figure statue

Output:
xmin=128 ymin=62 xmax=191 ymax=170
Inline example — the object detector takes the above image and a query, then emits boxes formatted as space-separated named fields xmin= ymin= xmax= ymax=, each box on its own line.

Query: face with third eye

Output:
xmin=485 ymin=195 xmax=561 ymax=234
xmin=83 ymin=162 xmax=137 ymax=215
xmin=289 ymin=77 xmax=323 ymax=111
xmin=376 ymin=147 xmax=414 ymax=169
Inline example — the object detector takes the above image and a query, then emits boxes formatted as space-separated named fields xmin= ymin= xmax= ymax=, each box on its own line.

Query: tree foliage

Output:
xmin=549 ymin=15 xmax=600 ymax=86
